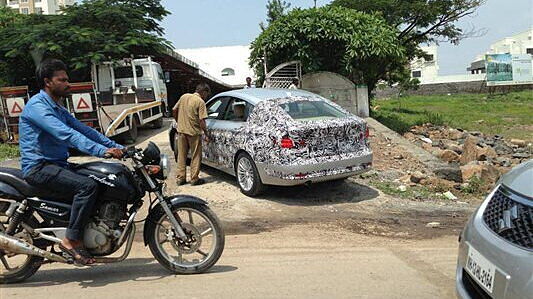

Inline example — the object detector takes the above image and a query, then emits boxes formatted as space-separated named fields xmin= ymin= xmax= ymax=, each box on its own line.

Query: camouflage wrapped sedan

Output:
xmin=170 ymin=88 xmax=372 ymax=196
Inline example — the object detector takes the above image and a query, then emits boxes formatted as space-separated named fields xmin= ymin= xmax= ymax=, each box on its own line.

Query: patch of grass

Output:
xmin=461 ymin=176 xmax=486 ymax=194
xmin=369 ymin=179 xmax=434 ymax=200
xmin=372 ymin=90 xmax=533 ymax=140
xmin=0 ymin=143 xmax=19 ymax=161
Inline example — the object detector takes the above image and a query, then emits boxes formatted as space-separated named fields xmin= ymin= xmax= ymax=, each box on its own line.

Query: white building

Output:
xmin=468 ymin=28 xmax=533 ymax=74
xmin=176 ymin=45 xmax=255 ymax=88
xmin=409 ymin=45 xmax=439 ymax=83
xmin=3 ymin=0 xmax=75 ymax=15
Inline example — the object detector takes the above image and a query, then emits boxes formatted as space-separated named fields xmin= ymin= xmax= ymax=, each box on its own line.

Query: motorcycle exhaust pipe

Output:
xmin=0 ymin=232 xmax=68 ymax=263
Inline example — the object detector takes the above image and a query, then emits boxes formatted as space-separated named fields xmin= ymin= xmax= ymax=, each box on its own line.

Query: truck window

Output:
xmin=114 ymin=66 xmax=143 ymax=79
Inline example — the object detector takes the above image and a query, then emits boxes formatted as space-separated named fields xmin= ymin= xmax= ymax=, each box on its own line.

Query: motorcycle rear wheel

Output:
xmin=147 ymin=202 xmax=225 ymax=274
xmin=0 ymin=207 xmax=44 ymax=284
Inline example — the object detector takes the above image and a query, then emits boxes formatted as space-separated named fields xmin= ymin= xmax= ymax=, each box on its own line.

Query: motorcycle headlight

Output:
xmin=160 ymin=154 xmax=171 ymax=179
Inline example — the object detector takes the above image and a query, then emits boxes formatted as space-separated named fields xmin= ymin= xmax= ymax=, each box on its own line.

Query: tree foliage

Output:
xmin=259 ymin=0 xmax=291 ymax=31
xmin=331 ymin=0 xmax=485 ymax=58
xmin=250 ymin=6 xmax=404 ymax=88
xmin=0 ymin=0 xmax=170 ymax=88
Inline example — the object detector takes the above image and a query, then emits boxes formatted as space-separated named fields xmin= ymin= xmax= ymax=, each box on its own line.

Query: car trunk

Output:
xmin=282 ymin=117 xmax=369 ymax=160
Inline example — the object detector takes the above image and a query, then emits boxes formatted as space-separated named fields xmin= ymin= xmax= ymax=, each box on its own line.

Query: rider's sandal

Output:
xmin=58 ymin=244 xmax=96 ymax=266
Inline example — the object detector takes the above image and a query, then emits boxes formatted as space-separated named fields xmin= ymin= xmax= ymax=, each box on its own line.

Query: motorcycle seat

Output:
xmin=0 ymin=167 xmax=69 ymax=200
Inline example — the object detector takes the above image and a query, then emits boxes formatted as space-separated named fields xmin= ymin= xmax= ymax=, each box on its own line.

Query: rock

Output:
xmin=493 ymin=142 xmax=513 ymax=155
xmin=443 ymin=140 xmax=463 ymax=154
xmin=494 ymin=156 xmax=511 ymax=167
xmin=443 ymin=191 xmax=458 ymax=200
xmin=404 ymin=132 xmax=416 ymax=140
xmin=470 ymin=131 xmax=482 ymax=136
xmin=394 ymin=154 xmax=404 ymax=160
xmin=434 ymin=166 xmax=463 ymax=183
xmin=398 ymin=185 xmax=407 ymax=192
xmin=399 ymin=174 xmax=412 ymax=184
xmin=476 ymin=146 xmax=497 ymax=161
xmin=460 ymin=136 xmax=480 ymax=165
xmin=439 ymin=150 xmax=460 ymax=162
xmin=512 ymin=152 xmax=531 ymax=159
xmin=425 ymin=222 xmax=441 ymax=228
xmin=460 ymin=163 xmax=500 ymax=184
xmin=420 ymin=137 xmax=433 ymax=144
xmin=510 ymin=139 xmax=526 ymax=147
xmin=448 ymin=129 xmax=464 ymax=140
xmin=410 ymin=171 xmax=427 ymax=183
xmin=422 ymin=143 xmax=433 ymax=151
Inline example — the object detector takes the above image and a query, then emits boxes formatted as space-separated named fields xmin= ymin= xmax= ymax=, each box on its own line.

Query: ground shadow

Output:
xmin=199 ymin=164 xmax=379 ymax=206
xmin=5 ymin=258 xmax=237 ymax=288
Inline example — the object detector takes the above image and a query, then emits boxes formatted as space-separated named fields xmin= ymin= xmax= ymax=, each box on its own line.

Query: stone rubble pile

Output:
xmin=403 ymin=123 xmax=532 ymax=187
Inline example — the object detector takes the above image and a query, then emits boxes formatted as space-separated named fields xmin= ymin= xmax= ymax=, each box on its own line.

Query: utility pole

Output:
xmin=313 ymin=0 xmax=317 ymax=8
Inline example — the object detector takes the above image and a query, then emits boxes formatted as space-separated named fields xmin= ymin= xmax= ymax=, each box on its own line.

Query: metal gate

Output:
xmin=263 ymin=61 xmax=302 ymax=88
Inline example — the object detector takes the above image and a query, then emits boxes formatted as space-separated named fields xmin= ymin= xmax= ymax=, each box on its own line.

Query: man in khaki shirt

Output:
xmin=172 ymin=83 xmax=210 ymax=185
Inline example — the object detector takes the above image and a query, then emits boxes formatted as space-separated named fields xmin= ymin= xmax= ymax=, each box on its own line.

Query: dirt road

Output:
xmin=1 ymin=118 xmax=473 ymax=298
xmin=1 ymin=224 xmax=459 ymax=299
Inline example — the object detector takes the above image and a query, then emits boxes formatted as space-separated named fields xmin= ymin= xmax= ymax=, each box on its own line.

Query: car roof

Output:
xmin=211 ymin=88 xmax=320 ymax=105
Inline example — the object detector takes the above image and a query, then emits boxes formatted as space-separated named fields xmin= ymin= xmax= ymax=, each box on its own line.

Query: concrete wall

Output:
xmin=301 ymin=71 xmax=369 ymax=117
xmin=375 ymin=80 xmax=533 ymax=99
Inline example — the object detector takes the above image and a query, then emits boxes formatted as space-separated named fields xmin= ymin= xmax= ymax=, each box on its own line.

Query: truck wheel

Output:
xmin=124 ymin=116 xmax=139 ymax=144
xmin=152 ymin=116 xmax=163 ymax=129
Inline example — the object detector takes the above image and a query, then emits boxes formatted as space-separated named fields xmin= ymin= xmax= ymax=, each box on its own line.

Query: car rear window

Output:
xmin=279 ymin=100 xmax=347 ymax=121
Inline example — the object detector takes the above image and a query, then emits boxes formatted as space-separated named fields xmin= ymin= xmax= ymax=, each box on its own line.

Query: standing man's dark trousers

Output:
xmin=24 ymin=163 xmax=99 ymax=241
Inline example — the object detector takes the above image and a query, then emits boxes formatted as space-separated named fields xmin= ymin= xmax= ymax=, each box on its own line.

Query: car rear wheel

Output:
xmin=236 ymin=153 xmax=265 ymax=197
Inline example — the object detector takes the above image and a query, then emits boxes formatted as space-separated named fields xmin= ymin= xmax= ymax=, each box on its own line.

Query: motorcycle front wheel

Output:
xmin=146 ymin=202 xmax=225 ymax=274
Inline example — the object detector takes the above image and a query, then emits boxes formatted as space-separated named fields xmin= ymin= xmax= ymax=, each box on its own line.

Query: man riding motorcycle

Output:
xmin=19 ymin=58 xmax=124 ymax=265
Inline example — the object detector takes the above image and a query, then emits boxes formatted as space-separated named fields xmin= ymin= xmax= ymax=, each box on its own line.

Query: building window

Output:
xmin=8 ymin=0 xmax=19 ymax=4
xmin=35 ymin=0 xmax=42 ymax=2
xmin=527 ymin=48 xmax=533 ymax=55
xmin=35 ymin=7 xmax=43 ymax=14
xmin=221 ymin=68 xmax=235 ymax=76
xmin=426 ymin=55 xmax=434 ymax=61
xmin=412 ymin=71 xmax=421 ymax=78
xmin=20 ymin=0 xmax=28 ymax=2
xmin=20 ymin=8 xmax=29 ymax=14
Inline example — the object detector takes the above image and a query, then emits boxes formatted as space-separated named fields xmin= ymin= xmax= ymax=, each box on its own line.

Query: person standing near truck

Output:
xmin=172 ymin=83 xmax=210 ymax=186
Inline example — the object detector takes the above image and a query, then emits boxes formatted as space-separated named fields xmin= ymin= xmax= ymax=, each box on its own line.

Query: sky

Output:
xmin=160 ymin=0 xmax=532 ymax=75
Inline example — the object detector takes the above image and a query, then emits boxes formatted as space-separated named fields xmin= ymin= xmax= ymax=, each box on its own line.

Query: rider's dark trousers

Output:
xmin=24 ymin=162 xmax=99 ymax=241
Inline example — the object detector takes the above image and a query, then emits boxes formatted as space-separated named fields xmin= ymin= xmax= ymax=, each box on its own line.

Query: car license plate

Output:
xmin=465 ymin=245 xmax=496 ymax=293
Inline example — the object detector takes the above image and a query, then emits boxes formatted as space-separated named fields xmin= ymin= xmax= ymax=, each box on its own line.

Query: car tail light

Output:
xmin=280 ymin=137 xmax=294 ymax=149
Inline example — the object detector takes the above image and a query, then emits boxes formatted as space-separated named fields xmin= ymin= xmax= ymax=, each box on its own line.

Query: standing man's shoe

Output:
xmin=190 ymin=178 xmax=206 ymax=186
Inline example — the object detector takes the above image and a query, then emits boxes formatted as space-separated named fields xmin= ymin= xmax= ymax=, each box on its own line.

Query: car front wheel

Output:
xmin=235 ymin=153 xmax=265 ymax=197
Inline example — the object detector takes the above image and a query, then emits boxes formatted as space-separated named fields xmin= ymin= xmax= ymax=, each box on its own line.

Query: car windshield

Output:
xmin=279 ymin=100 xmax=347 ymax=121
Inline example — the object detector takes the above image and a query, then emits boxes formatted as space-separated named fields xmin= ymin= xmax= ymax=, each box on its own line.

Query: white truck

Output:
xmin=75 ymin=57 xmax=168 ymax=142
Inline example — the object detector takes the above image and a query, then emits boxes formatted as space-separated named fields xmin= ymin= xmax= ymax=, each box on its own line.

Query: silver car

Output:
xmin=169 ymin=88 xmax=372 ymax=196
xmin=456 ymin=159 xmax=533 ymax=299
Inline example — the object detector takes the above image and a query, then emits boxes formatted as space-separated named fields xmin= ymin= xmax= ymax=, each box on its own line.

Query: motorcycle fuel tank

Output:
xmin=75 ymin=161 xmax=139 ymax=203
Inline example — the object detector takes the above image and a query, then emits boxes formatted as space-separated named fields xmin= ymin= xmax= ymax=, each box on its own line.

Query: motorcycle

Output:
xmin=0 ymin=142 xmax=225 ymax=283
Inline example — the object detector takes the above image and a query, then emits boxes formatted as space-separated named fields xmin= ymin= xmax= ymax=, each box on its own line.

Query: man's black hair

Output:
xmin=36 ymin=59 xmax=67 ymax=89
xmin=195 ymin=82 xmax=211 ymax=93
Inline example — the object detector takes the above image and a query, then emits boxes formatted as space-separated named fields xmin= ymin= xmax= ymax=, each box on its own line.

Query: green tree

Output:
xmin=250 ymin=6 xmax=404 ymax=88
xmin=0 ymin=0 xmax=171 ymax=89
xmin=331 ymin=0 xmax=485 ymax=46
xmin=331 ymin=0 xmax=485 ymax=89
xmin=259 ymin=0 xmax=291 ymax=31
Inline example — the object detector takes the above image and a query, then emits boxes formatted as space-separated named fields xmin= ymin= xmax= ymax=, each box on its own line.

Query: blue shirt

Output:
xmin=19 ymin=90 xmax=123 ymax=176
